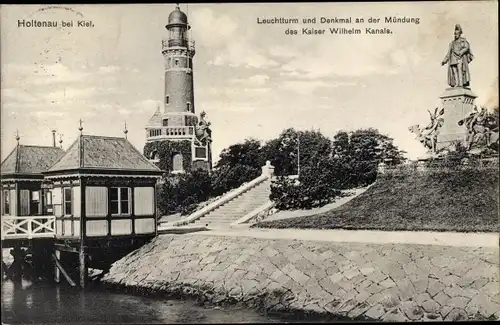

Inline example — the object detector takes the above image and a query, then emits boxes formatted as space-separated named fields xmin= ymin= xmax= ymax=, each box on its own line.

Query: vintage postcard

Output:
xmin=1 ymin=2 xmax=498 ymax=324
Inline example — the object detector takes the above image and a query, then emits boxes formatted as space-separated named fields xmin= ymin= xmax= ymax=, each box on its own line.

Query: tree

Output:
xmin=215 ymin=138 xmax=264 ymax=170
xmin=332 ymin=128 xmax=406 ymax=187
xmin=261 ymin=128 xmax=332 ymax=176
xmin=349 ymin=128 xmax=406 ymax=164
xmin=211 ymin=138 xmax=264 ymax=196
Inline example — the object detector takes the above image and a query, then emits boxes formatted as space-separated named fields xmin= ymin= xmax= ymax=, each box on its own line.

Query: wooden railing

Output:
xmin=1 ymin=216 xmax=56 ymax=240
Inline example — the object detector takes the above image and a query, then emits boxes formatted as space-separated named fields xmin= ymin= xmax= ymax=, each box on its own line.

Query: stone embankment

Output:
xmin=102 ymin=234 xmax=499 ymax=321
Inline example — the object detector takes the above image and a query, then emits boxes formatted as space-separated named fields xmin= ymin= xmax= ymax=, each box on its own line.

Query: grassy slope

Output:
xmin=255 ymin=169 xmax=499 ymax=232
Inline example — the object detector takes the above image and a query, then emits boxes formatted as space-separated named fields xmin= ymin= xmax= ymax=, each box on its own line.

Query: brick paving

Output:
xmin=102 ymin=234 xmax=500 ymax=321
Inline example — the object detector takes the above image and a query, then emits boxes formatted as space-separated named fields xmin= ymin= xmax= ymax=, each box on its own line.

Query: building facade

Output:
xmin=144 ymin=5 xmax=212 ymax=174
xmin=1 ymin=143 xmax=65 ymax=218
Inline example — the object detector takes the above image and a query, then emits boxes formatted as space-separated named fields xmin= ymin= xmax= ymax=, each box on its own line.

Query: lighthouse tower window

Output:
xmin=172 ymin=153 xmax=184 ymax=172
xmin=186 ymin=102 xmax=191 ymax=112
xmin=166 ymin=95 xmax=170 ymax=105
xmin=174 ymin=58 xmax=179 ymax=66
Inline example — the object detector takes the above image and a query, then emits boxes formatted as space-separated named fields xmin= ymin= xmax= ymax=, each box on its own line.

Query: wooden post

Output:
xmin=52 ymin=252 xmax=76 ymax=287
xmin=15 ymin=183 xmax=20 ymax=216
xmin=10 ymin=246 xmax=23 ymax=283
xmin=40 ymin=189 xmax=44 ymax=216
xmin=54 ymin=250 xmax=60 ymax=283
xmin=79 ymin=176 xmax=87 ymax=288
xmin=1 ymin=249 xmax=6 ymax=279
xmin=79 ymin=248 xmax=87 ymax=288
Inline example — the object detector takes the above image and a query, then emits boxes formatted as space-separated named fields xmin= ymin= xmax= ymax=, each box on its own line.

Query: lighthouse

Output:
xmin=144 ymin=4 xmax=212 ymax=174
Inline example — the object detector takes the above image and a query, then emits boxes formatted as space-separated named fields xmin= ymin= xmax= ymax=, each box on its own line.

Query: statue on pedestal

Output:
xmin=194 ymin=111 xmax=212 ymax=146
xmin=441 ymin=24 xmax=474 ymax=88
xmin=409 ymin=107 xmax=445 ymax=154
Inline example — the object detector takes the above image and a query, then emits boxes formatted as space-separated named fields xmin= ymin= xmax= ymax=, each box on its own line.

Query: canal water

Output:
xmin=1 ymin=278 xmax=309 ymax=324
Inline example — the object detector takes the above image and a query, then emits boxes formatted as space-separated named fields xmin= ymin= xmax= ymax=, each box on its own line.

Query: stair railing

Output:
xmin=164 ymin=161 xmax=275 ymax=227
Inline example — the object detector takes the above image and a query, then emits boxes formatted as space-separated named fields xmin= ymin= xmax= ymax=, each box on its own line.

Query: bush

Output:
xmin=156 ymin=164 xmax=262 ymax=216
xmin=157 ymin=169 xmax=212 ymax=216
xmin=270 ymin=158 xmax=342 ymax=210
xmin=211 ymin=164 xmax=261 ymax=197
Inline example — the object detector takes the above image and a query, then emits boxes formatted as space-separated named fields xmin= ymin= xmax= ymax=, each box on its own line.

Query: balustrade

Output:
xmin=1 ymin=216 xmax=56 ymax=240
xmin=147 ymin=126 xmax=194 ymax=139
xmin=161 ymin=39 xmax=196 ymax=54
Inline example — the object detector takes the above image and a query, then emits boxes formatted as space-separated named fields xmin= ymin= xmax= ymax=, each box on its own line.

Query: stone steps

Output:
xmin=193 ymin=180 xmax=271 ymax=227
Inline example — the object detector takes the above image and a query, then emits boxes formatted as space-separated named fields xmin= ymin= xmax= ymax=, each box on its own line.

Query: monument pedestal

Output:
xmin=437 ymin=87 xmax=477 ymax=151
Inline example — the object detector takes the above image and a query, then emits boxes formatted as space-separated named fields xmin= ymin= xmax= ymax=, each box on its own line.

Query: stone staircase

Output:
xmin=193 ymin=179 xmax=271 ymax=228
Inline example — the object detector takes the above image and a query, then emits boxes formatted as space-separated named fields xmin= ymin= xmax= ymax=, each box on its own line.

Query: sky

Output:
xmin=1 ymin=2 xmax=498 ymax=163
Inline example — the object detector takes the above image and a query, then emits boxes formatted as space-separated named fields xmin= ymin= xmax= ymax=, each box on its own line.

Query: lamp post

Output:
xmin=297 ymin=134 xmax=300 ymax=177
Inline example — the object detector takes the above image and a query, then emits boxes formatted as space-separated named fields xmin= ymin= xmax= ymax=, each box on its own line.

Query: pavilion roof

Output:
xmin=1 ymin=145 xmax=65 ymax=176
xmin=46 ymin=135 xmax=161 ymax=174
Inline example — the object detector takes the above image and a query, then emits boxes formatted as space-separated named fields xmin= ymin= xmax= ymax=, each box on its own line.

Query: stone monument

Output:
xmin=409 ymin=24 xmax=478 ymax=156
xmin=437 ymin=24 xmax=477 ymax=151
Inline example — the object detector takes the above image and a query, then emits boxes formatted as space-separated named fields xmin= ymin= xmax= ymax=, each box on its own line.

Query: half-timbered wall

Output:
xmin=53 ymin=179 xmax=81 ymax=239
xmin=133 ymin=186 xmax=156 ymax=234
xmin=50 ymin=175 xmax=158 ymax=242
xmin=86 ymin=186 xmax=107 ymax=217
xmin=82 ymin=180 xmax=157 ymax=238
xmin=85 ymin=186 xmax=108 ymax=237
xmin=19 ymin=189 xmax=30 ymax=216
xmin=134 ymin=187 xmax=154 ymax=215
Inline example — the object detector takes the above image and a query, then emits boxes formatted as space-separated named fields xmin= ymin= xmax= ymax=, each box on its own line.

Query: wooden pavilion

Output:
xmin=42 ymin=132 xmax=163 ymax=286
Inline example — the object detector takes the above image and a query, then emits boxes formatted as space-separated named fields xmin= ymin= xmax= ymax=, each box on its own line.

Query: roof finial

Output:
xmin=78 ymin=119 xmax=83 ymax=134
xmin=124 ymin=121 xmax=129 ymax=139
xmin=52 ymin=129 xmax=57 ymax=147
xmin=59 ymin=134 xmax=64 ymax=149
xmin=175 ymin=3 xmax=180 ymax=10
xmin=15 ymin=130 xmax=20 ymax=145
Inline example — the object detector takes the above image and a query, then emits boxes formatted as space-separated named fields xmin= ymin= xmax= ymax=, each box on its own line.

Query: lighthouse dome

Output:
xmin=168 ymin=6 xmax=188 ymax=25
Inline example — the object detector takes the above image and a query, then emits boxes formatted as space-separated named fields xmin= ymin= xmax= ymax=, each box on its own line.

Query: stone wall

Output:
xmin=378 ymin=156 xmax=499 ymax=176
xmin=101 ymin=234 xmax=499 ymax=321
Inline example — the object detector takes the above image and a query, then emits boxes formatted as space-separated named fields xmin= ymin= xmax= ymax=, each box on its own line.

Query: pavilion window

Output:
xmin=30 ymin=191 xmax=41 ymax=216
xmin=2 ymin=190 xmax=10 ymax=216
xmin=63 ymin=187 xmax=72 ymax=216
xmin=45 ymin=191 xmax=52 ymax=205
xmin=110 ymin=187 xmax=131 ymax=216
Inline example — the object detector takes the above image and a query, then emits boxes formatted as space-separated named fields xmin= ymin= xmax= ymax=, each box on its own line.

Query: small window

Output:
xmin=195 ymin=147 xmax=207 ymax=159
xmin=162 ymin=119 xmax=168 ymax=127
xmin=186 ymin=102 xmax=191 ymax=112
xmin=63 ymin=187 xmax=72 ymax=216
xmin=30 ymin=191 xmax=41 ymax=216
xmin=2 ymin=190 xmax=10 ymax=215
xmin=172 ymin=153 xmax=184 ymax=172
xmin=110 ymin=187 xmax=130 ymax=215
xmin=45 ymin=191 xmax=52 ymax=205
xmin=166 ymin=95 xmax=170 ymax=105
xmin=174 ymin=58 xmax=179 ymax=66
